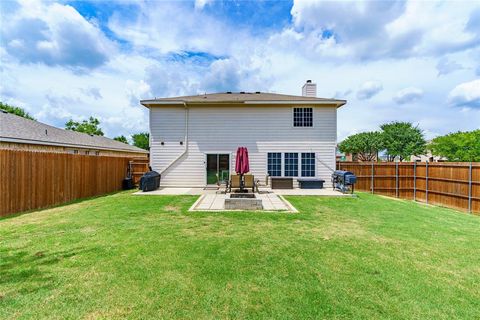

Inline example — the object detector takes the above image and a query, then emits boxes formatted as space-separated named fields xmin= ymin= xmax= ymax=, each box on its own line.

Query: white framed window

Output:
xmin=301 ymin=153 xmax=315 ymax=177
xmin=284 ymin=153 xmax=299 ymax=177
xmin=267 ymin=153 xmax=282 ymax=177
xmin=293 ymin=107 xmax=313 ymax=127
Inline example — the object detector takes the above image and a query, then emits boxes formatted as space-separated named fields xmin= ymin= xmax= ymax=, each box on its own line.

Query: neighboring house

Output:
xmin=141 ymin=80 xmax=346 ymax=187
xmin=336 ymin=150 xmax=353 ymax=162
xmin=410 ymin=152 xmax=446 ymax=162
xmin=0 ymin=111 xmax=148 ymax=158
xmin=338 ymin=152 xmax=377 ymax=162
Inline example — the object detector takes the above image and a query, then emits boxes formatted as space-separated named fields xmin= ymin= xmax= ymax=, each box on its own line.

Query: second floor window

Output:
xmin=293 ymin=107 xmax=313 ymax=127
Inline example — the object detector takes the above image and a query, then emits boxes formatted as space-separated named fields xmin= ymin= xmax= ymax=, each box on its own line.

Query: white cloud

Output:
xmin=107 ymin=1 xmax=251 ymax=57
xmin=436 ymin=58 xmax=463 ymax=76
xmin=288 ymin=0 xmax=480 ymax=62
xmin=80 ymin=87 xmax=102 ymax=100
xmin=448 ymin=79 xmax=480 ymax=108
xmin=195 ymin=0 xmax=212 ymax=10
xmin=393 ymin=87 xmax=424 ymax=104
xmin=1 ymin=0 xmax=115 ymax=69
xmin=356 ymin=81 xmax=383 ymax=100
xmin=1 ymin=0 xmax=480 ymax=141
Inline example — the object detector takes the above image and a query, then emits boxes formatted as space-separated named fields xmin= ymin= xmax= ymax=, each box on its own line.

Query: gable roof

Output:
xmin=141 ymin=92 xmax=346 ymax=107
xmin=0 ymin=111 xmax=148 ymax=154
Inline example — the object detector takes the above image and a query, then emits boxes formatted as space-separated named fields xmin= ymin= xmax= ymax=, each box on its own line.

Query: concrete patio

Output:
xmin=188 ymin=193 xmax=298 ymax=212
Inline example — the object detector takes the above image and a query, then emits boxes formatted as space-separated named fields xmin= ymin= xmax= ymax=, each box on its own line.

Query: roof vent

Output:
xmin=45 ymin=129 xmax=48 ymax=135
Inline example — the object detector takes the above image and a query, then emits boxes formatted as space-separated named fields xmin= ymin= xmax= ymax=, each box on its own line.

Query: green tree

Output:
xmin=429 ymin=130 xmax=480 ymax=161
xmin=113 ymin=135 xmax=129 ymax=144
xmin=380 ymin=121 xmax=426 ymax=161
xmin=132 ymin=132 xmax=149 ymax=150
xmin=65 ymin=117 xmax=104 ymax=136
xmin=338 ymin=131 xmax=384 ymax=161
xmin=0 ymin=102 xmax=35 ymax=120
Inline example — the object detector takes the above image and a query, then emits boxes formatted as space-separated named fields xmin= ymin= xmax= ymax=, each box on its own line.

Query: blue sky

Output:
xmin=1 ymin=0 xmax=479 ymax=140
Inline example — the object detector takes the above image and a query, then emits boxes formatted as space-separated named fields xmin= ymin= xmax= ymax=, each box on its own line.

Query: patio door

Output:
xmin=206 ymin=154 xmax=230 ymax=185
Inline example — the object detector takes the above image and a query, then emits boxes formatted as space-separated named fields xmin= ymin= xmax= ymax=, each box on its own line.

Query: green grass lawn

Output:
xmin=1 ymin=192 xmax=479 ymax=319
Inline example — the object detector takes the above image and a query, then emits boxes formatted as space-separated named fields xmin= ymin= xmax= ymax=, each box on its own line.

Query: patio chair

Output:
xmin=227 ymin=174 xmax=242 ymax=193
xmin=243 ymin=174 xmax=259 ymax=193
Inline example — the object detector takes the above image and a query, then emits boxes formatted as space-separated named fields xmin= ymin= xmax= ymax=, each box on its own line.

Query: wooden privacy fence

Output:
xmin=337 ymin=162 xmax=480 ymax=214
xmin=0 ymin=150 xmax=133 ymax=217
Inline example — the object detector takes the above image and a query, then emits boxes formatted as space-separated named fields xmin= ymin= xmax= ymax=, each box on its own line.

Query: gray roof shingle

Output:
xmin=0 ymin=111 xmax=148 ymax=154
xmin=141 ymin=92 xmax=346 ymax=106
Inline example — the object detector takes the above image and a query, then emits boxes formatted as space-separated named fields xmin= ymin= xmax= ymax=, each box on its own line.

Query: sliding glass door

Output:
xmin=206 ymin=154 xmax=230 ymax=185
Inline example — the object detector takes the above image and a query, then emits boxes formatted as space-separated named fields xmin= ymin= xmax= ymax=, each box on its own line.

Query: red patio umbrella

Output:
xmin=235 ymin=147 xmax=249 ymax=175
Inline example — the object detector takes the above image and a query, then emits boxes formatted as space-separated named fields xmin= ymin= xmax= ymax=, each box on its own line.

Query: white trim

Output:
xmin=291 ymin=106 xmax=314 ymax=129
xmin=266 ymin=152 xmax=317 ymax=178
xmin=301 ymin=152 xmax=316 ymax=177
xmin=245 ymin=100 xmax=343 ymax=105
xmin=141 ymin=100 xmax=345 ymax=107
xmin=204 ymin=152 xmax=231 ymax=185
xmin=284 ymin=152 xmax=300 ymax=177
xmin=266 ymin=152 xmax=282 ymax=178
xmin=141 ymin=100 xmax=185 ymax=105
xmin=149 ymin=108 xmax=153 ymax=168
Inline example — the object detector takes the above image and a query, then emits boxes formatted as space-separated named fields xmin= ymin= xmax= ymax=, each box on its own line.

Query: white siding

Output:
xmin=150 ymin=106 xmax=337 ymax=187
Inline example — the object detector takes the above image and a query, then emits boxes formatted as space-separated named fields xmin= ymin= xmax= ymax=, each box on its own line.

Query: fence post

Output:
xmin=371 ymin=162 xmax=374 ymax=194
xmin=425 ymin=161 xmax=429 ymax=205
xmin=395 ymin=162 xmax=399 ymax=198
xmin=413 ymin=162 xmax=416 ymax=202
xmin=468 ymin=162 xmax=472 ymax=214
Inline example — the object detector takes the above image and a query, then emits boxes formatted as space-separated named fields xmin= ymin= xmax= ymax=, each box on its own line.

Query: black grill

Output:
xmin=139 ymin=171 xmax=161 ymax=192
xmin=331 ymin=170 xmax=357 ymax=194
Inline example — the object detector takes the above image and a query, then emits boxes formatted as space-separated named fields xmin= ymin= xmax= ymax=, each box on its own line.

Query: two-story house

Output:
xmin=141 ymin=81 xmax=346 ymax=187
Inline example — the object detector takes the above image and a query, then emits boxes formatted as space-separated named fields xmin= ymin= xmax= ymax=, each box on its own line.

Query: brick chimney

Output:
xmin=302 ymin=80 xmax=317 ymax=97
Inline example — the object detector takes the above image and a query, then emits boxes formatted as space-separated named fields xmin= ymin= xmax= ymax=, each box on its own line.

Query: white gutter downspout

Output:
xmin=160 ymin=102 xmax=189 ymax=175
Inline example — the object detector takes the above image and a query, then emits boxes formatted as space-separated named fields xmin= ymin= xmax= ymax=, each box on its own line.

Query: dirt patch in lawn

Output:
xmin=84 ymin=307 xmax=132 ymax=319
xmin=80 ymin=226 xmax=97 ymax=234
xmin=163 ymin=205 xmax=181 ymax=213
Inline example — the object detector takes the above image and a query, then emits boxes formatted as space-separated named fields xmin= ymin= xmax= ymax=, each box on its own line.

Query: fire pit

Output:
xmin=230 ymin=193 xmax=255 ymax=199
xmin=225 ymin=193 xmax=263 ymax=210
